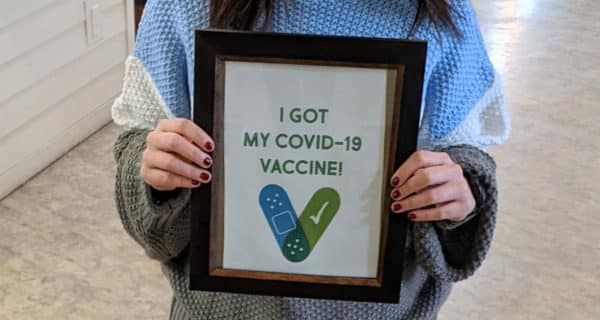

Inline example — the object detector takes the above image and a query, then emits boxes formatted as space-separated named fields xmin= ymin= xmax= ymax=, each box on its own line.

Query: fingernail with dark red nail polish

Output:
xmin=391 ymin=177 xmax=399 ymax=187
xmin=192 ymin=180 xmax=200 ymax=186
xmin=391 ymin=189 xmax=400 ymax=199
xmin=203 ymin=157 xmax=213 ymax=167
xmin=204 ymin=141 xmax=214 ymax=152
xmin=408 ymin=213 xmax=416 ymax=220
xmin=392 ymin=203 xmax=402 ymax=212
xmin=200 ymin=172 xmax=210 ymax=182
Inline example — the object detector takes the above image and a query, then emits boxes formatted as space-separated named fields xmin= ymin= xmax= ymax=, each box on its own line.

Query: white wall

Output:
xmin=0 ymin=0 xmax=134 ymax=199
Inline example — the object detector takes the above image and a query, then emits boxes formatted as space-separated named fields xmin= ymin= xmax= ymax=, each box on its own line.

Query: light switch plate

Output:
xmin=84 ymin=0 xmax=104 ymax=45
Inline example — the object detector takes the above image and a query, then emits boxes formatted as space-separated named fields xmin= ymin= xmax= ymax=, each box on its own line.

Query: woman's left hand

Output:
xmin=390 ymin=150 xmax=476 ymax=222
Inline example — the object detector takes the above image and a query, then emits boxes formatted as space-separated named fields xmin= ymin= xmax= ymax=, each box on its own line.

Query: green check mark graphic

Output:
xmin=296 ymin=187 xmax=341 ymax=250
xmin=309 ymin=201 xmax=329 ymax=225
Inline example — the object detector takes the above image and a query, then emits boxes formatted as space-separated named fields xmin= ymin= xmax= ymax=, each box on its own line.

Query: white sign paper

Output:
xmin=222 ymin=61 xmax=389 ymax=278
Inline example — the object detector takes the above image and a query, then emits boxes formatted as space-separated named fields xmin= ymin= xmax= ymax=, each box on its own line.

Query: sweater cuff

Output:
xmin=143 ymin=182 xmax=191 ymax=216
xmin=434 ymin=145 xmax=490 ymax=230
xmin=413 ymin=144 xmax=497 ymax=282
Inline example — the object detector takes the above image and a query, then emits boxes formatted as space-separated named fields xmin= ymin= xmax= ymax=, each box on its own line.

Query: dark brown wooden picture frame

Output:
xmin=191 ymin=29 xmax=426 ymax=303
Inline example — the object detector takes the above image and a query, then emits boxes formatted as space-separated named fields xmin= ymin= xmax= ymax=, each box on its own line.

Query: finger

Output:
xmin=141 ymin=167 xmax=202 ymax=191
xmin=407 ymin=201 xmax=467 ymax=222
xmin=156 ymin=119 xmax=214 ymax=152
xmin=147 ymin=131 xmax=213 ymax=168
xmin=391 ymin=181 xmax=464 ymax=213
xmin=145 ymin=149 xmax=212 ymax=183
xmin=392 ymin=164 xmax=463 ymax=201
xmin=390 ymin=151 xmax=453 ymax=188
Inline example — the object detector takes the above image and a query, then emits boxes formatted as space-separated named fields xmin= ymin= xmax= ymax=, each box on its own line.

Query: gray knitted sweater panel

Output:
xmin=113 ymin=129 xmax=498 ymax=320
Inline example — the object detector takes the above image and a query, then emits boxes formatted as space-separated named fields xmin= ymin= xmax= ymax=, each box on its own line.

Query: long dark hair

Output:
xmin=210 ymin=0 xmax=459 ymax=35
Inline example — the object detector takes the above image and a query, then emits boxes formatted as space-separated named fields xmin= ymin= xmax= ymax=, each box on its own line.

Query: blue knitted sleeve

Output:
xmin=422 ymin=1 xmax=500 ymax=143
xmin=132 ymin=0 xmax=197 ymax=119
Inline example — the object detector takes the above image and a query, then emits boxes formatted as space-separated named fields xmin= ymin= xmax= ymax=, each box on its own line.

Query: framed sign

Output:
xmin=191 ymin=30 xmax=426 ymax=303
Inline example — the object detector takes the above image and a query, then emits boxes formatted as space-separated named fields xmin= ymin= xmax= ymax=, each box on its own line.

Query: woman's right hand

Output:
xmin=141 ymin=119 xmax=214 ymax=191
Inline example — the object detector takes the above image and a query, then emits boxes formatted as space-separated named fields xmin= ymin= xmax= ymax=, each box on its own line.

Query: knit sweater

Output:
xmin=114 ymin=131 xmax=497 ymax=319
xmin=112 ymin=0 xmax=510 ymax=148
xmin=111 ymin=0 xmax=509 ymax=319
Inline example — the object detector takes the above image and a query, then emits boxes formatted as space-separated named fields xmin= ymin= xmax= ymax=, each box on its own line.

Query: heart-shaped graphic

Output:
xmin=259 ymin=184 xmax=341 ymax=263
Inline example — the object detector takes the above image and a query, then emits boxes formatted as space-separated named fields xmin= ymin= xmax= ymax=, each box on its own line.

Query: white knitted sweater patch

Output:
xmin=111 ymin=56 xmax=174 ymax=130
xmin=418 ymin=72 xmax=510 ymax=150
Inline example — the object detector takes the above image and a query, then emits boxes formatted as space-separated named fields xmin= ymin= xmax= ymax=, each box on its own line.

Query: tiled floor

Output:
xmin=1 ymin=1 xmax=599 ymax=319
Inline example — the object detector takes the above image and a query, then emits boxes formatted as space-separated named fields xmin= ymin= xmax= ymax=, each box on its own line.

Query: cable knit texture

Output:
xmin=111 ymin=0 xmax=507 ymax=319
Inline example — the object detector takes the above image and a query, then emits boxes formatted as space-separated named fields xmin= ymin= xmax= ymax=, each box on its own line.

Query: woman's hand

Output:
xmin=390 ymin=150 xmax=475 ymax=222
xmin=141 ymin=119 xmax=214 ymax=191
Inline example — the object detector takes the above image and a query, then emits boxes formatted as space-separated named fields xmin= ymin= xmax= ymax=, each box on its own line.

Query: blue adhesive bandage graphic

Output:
xmin=259 ymin=184 xmax=300 ymax=247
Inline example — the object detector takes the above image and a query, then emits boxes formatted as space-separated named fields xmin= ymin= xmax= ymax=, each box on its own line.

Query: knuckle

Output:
xmin=142 ymin=148 xmax=150 ymax=161
xmin=183 ymin=165 xmax=196 ymax=179
xmin=164 ymin=156 xmax=179 ymax=170
xmin=457 ymin=199 xmax=472 ymax=215
xmin=397 ymin=186 xmax=407 ymax=197
xmin=466 ymin=197 xmax=476 ymax=211
xmin=176 ymin=119 xmax=189 ymax=132
xmin=438 ymin=207 xmax=450 ymax=220
xmin=145 ymin=131 xmax=154 ymax=145
xmin=414 ymin=150 xmax=426 ymax=163
xmin=453 ymin=163 xmax=464 ymax=176
xmin=442 ymin=152 xmax=452 ymax=163
xmin=142 ymin=149 xmax=154 ymax=166
xmin=156 ymin=119 xmax=166 ymax=130
xmin=415 ymin=196 xmax=426 ymax=207
xmin=168 ymin=175 xmax=182 ymax=187
xmin=425 ymin=190 xmax=438 ymax=203
xmin=420 ymin=169 xmax=434 ymax=185
xmin=139 ymin=165 xmax=148 ymax=179
xmin=166 ymin=134 xmax=181 ymax=150
xmin=459 ymin=178 xmax=470 ymax=191
xmin=157 ymin=171 xmax=171 ymax=186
